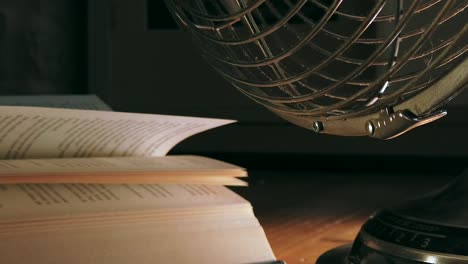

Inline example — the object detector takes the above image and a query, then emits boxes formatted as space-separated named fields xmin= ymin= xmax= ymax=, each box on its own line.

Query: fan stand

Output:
xmin=317 ymin=170 xmax=468 ymax=264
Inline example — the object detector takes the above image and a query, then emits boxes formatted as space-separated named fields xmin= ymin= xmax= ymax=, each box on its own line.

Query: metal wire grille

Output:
xmin=166 ymin=0 xmax=467 ymax=135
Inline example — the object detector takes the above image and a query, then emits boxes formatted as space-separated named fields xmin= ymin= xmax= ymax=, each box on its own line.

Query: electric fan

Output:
xmin=164 ymin=0 xmax=467 ymax=263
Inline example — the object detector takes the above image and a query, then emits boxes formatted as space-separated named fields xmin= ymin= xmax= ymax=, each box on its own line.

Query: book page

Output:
xmin=0 ymin=106 xmax=235 ymax=159
xmin=0 ymin=95 xmax=112 ymax=110
xmin=1 ymin=222 xmax=277 ymax=264
xmin=0 ymin=155 xmax=247 ymax=184
xmin=0 ymin=184 xmax=276 ymax=264
xmin=0 ymin=183 xmax=250 ymax=224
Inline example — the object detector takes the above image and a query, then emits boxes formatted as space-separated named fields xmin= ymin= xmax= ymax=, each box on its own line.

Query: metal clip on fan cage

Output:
xmin=165 ymin=0 xmax=467 ymax=139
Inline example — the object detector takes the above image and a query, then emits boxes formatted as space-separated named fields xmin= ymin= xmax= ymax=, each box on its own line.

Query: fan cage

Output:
xmin=165 ymin=0 xmax=467 ymax=137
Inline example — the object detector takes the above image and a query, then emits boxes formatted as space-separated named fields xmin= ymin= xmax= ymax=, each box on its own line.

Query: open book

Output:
xmin=0 ymin=105 xmax=278 ymax=264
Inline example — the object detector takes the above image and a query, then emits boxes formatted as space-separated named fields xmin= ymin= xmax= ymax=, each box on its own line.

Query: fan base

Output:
xmin=316 ymin=171 xmax=468 ymax=263
xmin=316 ymin=244 xmax=351 ymax=264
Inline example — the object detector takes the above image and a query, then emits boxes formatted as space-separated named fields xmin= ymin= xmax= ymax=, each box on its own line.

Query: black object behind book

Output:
xmin=0 ymin=0 xmax=87 ymax=95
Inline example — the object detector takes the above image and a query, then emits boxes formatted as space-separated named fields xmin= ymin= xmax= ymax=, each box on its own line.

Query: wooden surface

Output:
xmin=232 ymin=171 xmax=454 ymax=264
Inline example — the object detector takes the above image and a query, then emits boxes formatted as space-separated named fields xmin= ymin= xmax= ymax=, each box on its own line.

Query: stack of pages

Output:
xmin=0 ymin=103 xmax=277 ymax=264
xmin=0 ymin=183 xmax=275 ymax=263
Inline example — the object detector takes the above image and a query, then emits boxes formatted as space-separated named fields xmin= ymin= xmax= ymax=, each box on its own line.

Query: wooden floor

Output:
xmin=232 ymin=171 xmax=453 ymax=264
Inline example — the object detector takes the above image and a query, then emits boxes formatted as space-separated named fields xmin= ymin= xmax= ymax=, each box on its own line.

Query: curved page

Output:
xmin=0 ymin=106 xmax=235 ymax=159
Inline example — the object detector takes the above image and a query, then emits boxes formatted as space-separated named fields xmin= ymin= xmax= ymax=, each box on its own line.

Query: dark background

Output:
xmin=0 ymin=0 xmax=467 ymax=174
